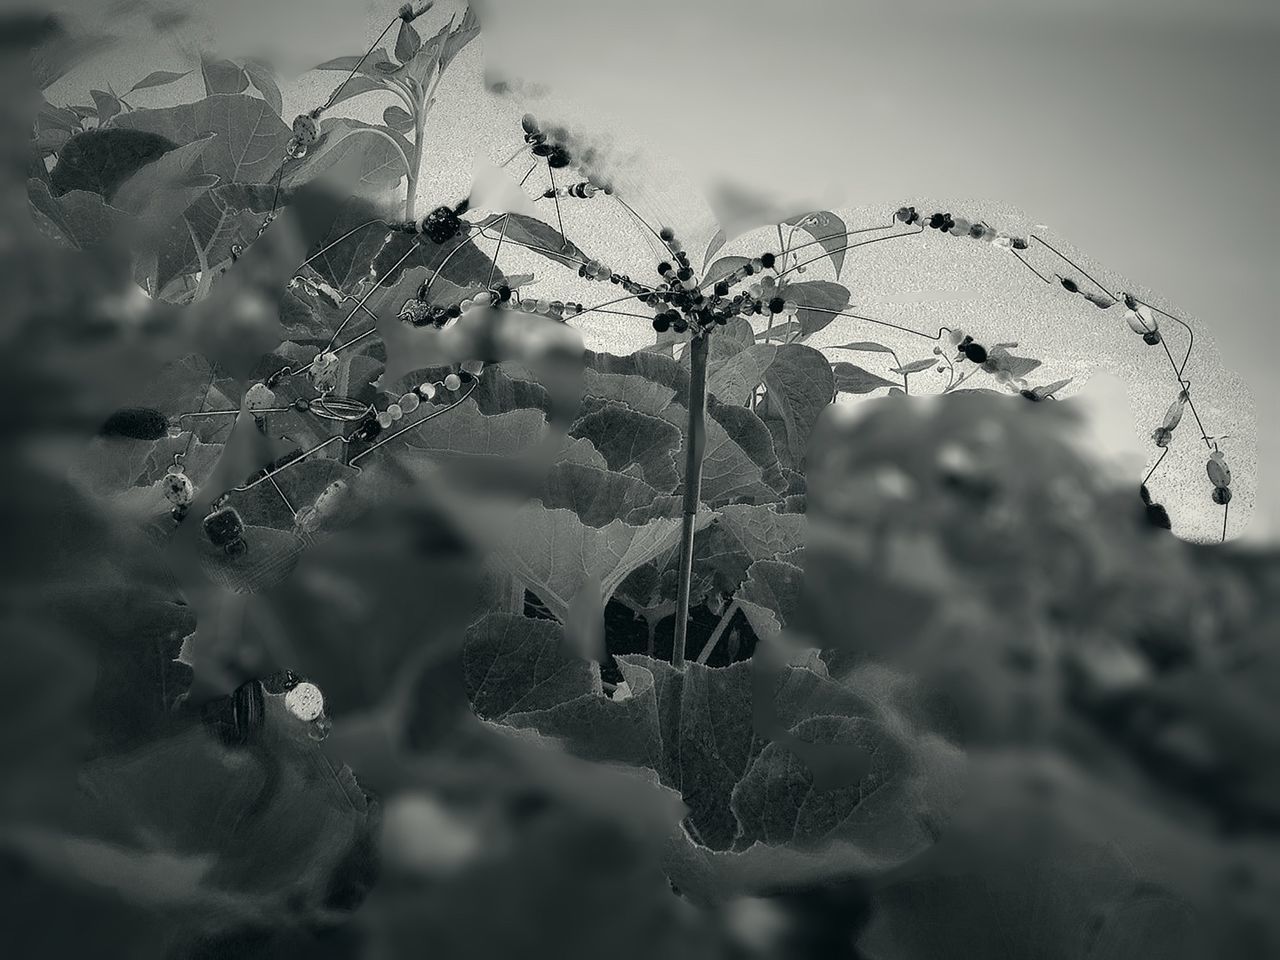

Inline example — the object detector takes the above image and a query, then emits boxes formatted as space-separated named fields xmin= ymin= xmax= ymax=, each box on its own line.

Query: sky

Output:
xmin=45 ymin=0 xmax=1278 ymax=540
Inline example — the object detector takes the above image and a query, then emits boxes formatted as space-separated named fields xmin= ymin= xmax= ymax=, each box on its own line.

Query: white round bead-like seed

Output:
xmin=285 ymin=681 xmax=325 ymax=722
xmin=388 ymin=403 xmax=403 ymax=421
xmin=399 ymin=392 xmax=420 ymax=414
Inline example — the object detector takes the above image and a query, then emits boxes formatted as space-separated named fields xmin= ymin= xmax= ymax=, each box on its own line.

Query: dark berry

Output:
xmin=531 ymin=142 xmax=553 ymax=157
xmin=1212 ymin=486 xmax=1232 ymax=505
xmin=653 ymin=315 xmax=670 ymax=333
xmin=760 ymin=252 xmax=776 ymax=268
xmin=422 ymin=205 xmax=462 ymax=244
xmin=1061 ymin=278 xmax=1079 ymax=293
xmin=929 ymin=213 xmax=945 ymax=229
xmin=171 ymin=505 xmax=189 ymax=522
xmin=769 ymin=297 xmax=786 ymax=314
xmin=1145 ymin=502 xmax=1172 ymax=530
xmin=203 ymin=507 xmax=245 ymax=547
xmin=658 ymin=262 xmax=672 ymax=276
xmin=963 ymin=342 xmax=988 ymax=364
xmin=673 ymin=318 xmax=688 ymax=333
xmin=101 ymin=407 xmax=169 ymax=440
xmin=1012 ymin=237 xmax=1028 ymax=250
xmin=1143 ymin=331 xmax=1162 ymax=345
xmin=714 ymin=281 xmax=730 ymax=296
xmin=659 ymin=227 xmax=675 ymax=242
xmin=677 ymin=266 xmax=693 ymax=281
xmin=547 ymin=145 xmax=571 ymax=168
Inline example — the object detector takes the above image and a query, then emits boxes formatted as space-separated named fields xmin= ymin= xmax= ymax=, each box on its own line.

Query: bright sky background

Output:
xmin=48 ymin=0 xmax=1277 ymax=541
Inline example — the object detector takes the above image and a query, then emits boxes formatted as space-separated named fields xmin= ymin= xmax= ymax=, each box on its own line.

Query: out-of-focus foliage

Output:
xmin=4 ymin=6 xmax=1278 ymax=960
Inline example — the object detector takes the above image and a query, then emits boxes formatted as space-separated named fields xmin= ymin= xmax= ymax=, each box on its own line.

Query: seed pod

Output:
xmin=101 ymin=407 xmax=169 ymax=440
xmin=1161 ymin=397 xmax=1186 ymax=431
xmin=1206 ymin=454 xmax=1231 ymax=488
xmin=292 ymin=114 xmax=320 ymax=145
xmin=163 ymin=468 xmax=195 ymax=506
xmin=203 ymin=506 xmax=245 ymax=547
xmin=244 ymin=382 xmax=276 ymax=413
xmin=1124 ymin=305 xmax=1158 ymax=335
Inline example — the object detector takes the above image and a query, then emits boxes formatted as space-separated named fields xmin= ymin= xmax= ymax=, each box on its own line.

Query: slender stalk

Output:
xmin=672 ymin=330 xmax=710 ymax=668
xmin=406 ymin=100 xmax=423 ymax=219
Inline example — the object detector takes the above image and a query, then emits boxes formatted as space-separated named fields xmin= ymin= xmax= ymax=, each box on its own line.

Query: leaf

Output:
xmin=703 ymin=228 xmax=727 ymax=272
xmin=28 ymin=179 xmax=127 ymax=249
xmin=892 ymin=358 xmax=937 ymax=376
xmin=731 ymin=713 xmax=928 ymax=857
xmin=538 ymin=460 xmax=662 ymax=527
xmin=129 ymin=69 xmax=190 ymax=93
xmin=116 ymin=94 xmax=291 ymax=184
xmin=465 ymin=614 xmax=600 ymax=720
xmin=570 ymin=405 xmax=682 ymax=492
xmin=396 ymin=19 xmax=423 ymax=62
xmin=832 ymin=341 xmax=895 ymax=355
xmin=735 ymin=558 xmax=804 ymax=643
xmin=112 ymin=135 xmax=219 ymax=241
xmin=703 ymin=256 xmax=748 ymax=289
xmin=706 ymin=344 xmax=776 ymax=406
xmin=89 ymin=89 xmax=120 ymax=126
xmin=243 ymin=59 xmax=283 ymax=118
xmin=439 ymin=4 xmax=481 ymax=73
xmin=832 ymin=362 xmax=897 ymax=395
xmin=1033 ymin=377 xmax=1073 ymax=400
xmin=48 ymin=128 xmax=178 ymax=199
xmin=314 ymin=49 xmax=394 ymax=75
xmin=756 ymin=321 xmax=801 ymax=342
xmin=481 ymin=505 xmax=700 ymax=622
xmin=783 ymin=280 xmax=850 ymax=339
xmin=476 ymin=212 xmax=588 ymax=270
xmin=284 ymin=117 xmax=410 ymax=201
xmin=384 ymin=105 xmax=415 ymax=134
xmin=760 ymin=344 xmax=835 ymax=467
xmin=784 ymin=210 xmax=849 ymax=276
xmin=200 ymin=57 xmax=249 ymax=96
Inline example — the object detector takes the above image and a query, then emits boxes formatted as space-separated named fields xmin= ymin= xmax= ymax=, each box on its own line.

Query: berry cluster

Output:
xmin=542 ymin=182 xmax=600 ymax=200
xmin=399 ymin=284 xmax=586 ymax=328
xmin=349 ymin=367 xmax=477 ymax=442
xmin=898 ymin=205 xmax=1029 ymax=249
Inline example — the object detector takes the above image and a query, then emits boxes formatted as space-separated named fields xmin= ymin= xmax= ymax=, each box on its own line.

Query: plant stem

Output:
xmin=696 ymin=600 xmax=740 ymax=665
xmin=672 ymin=330 xmax=710 ymax=669
xmin=406 ymin=105 xmax=423 ymax=219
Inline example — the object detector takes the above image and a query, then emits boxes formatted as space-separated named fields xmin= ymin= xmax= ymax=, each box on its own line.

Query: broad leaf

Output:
xmin=784 ymin=210 xmax=849 ymax=276
xmin=832 ymin=362 xmax=897 ymax=395
xmin=783 ymin=280 xmax=849 ymax=339
xmin=464 ymin=613 xmax=599 ymax=720
xmin=48 ymin=128 xmax=178 ymax=199
xmin=201 ymin=58 xmax=249 ymax=96
xmin=129 ymin=69 xmax=190 ymax=93
xmin=116 ymin=94 xmax=292 ymax=185
xmin=760 ymin=344 xmax=835 ymax=467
